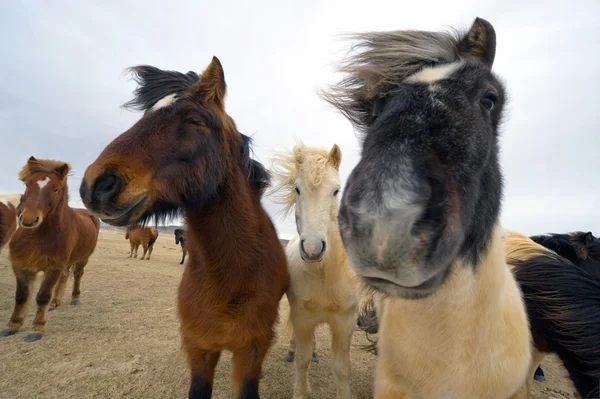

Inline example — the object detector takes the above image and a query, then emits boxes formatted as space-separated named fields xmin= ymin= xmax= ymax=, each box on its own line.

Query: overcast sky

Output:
xmin=1 ymin=1 xmax=598 ymax=239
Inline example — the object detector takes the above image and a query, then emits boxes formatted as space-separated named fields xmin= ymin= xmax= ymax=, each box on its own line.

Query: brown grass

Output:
xmin=0 ymin=229 xmax=579 ymax=398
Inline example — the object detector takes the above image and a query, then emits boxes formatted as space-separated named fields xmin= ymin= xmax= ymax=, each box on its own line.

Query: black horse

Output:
xmin=174 ymin=228 xmax=187 ymax=265
xmin=528 ymin=231 xmax=600 ymax=384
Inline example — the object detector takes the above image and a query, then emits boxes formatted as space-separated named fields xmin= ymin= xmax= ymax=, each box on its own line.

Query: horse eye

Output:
xmin=481 ymin=93 xmax=497 ymax=111
xmin=186 ymin=118 xmax=205 ymax=127
xmin=295 ymin=187 xmax=300 ymax=195
xmin=54 ymin=188 xmax=60 ymax=193
xmin=333 ymin=189 xmax=340 ymax=196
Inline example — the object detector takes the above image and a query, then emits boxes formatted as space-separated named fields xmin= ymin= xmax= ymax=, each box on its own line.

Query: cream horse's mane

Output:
xmin=268 ymin=142 xmax=334 ymax=217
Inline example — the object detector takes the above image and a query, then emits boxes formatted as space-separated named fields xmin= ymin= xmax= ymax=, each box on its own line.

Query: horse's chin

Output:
xmin=95 ymin=195 xmax=150 ymax=227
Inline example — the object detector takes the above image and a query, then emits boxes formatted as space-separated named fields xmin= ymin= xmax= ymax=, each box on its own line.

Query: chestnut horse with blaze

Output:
xmin=80 ymin=57 xmax=289 ymax=398
xmin=1 ymin=157 xmax=100 ymax=342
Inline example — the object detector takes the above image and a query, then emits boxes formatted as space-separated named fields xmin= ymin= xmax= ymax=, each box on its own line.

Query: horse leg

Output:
xmin=1 ymin=270 xmax=35 ymax=336
xmin=330 ymin=311 xmax=354 ymax=399
xmin=71 ymin=260 xmax=87 ymax=305
xmin=292 ymin=319 xmax=318 ymax=399
xmin=180 ymin=249 xmax=186 ymax=265
xmin=232 ymin=343 xmax=270 ymax=399
xmin=146 ymin=245 xmax=153 ymax=260
xmin=25 ymin=269 xmax=62 ymax=342
xmin=128 ymin=242 xmax=134 ymax=258
xmin=185 ymin=343 xmax=221 ymax=399
xmin=50 ymin=267 xmax=70 ymax=309
xmin=134 ymin=244 xmax=139 ymax=258
xmin=140 ymin=245 xmax=148 ymax=261
xmin=287 ymin=332 xmax=318 ymax=363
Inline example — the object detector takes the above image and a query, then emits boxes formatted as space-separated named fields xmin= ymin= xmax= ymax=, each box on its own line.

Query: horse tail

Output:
xmin=506 ymin=231 xmax=600 ymax=398
xmin=356 ymin=291 xmax=379 ymax=355
xmin=148 ymin=228 xmax=158 ymax=248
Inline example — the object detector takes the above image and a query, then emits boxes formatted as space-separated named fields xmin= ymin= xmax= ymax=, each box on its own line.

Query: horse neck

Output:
xmin=184 ymin=171 xmax=262 ymax=275
xmin=385 ymin=224 xmax=509 ymax=327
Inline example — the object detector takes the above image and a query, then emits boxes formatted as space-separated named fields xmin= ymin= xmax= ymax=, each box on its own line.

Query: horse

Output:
xmin=125 ymin=225 xmax=159 ymax=260
xmin=505 ymin=231 xmax=600 ymax=399
xmin=269 ymin=143 xmax=357 ymax=399
xmin=79 ymin=57 xmax=289 ymax=398
xmin=0 ymin=194 xmax=21 ymax=253
xmin=528 ymin=231 xmax=600 ymax=386
xmin=1 ymin=157 xmax=100 ymax=342
xmin=174 ymin=228 xmax=188 ymax=265
xmin=322 ymin=17 xmax=531 ymax=398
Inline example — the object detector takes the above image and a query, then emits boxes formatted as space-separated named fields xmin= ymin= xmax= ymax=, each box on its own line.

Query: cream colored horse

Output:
xmin=269 ymin=143 xmax=357 ymax=399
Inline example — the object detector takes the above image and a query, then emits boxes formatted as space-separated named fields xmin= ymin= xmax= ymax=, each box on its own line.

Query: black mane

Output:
xmin=240 ymin=133 xmax=271 ymax=196
xmin=122 ymin=66 xmax=199 ymax=112
xmin=510 ymin=252 xmax=600 ymax=398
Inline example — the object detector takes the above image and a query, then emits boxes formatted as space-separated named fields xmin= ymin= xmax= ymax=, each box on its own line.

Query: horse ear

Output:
xmin=458 ymin=17 xmax=496 ymax=68
xmin=54 ymin=163 xmax=71 ymax=180
xmin=585 ymin=232 xmax=595 ymax=244
xmin=192 ymin=56 xmax=227 ymax=107
xmin=328 ymin=144 xmax=342 ymax=170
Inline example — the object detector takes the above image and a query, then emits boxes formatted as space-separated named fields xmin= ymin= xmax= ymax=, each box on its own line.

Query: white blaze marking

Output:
xmin=406 ymin=61 xmax=463 ymax=84
xmin=37 ymin=177 xmax=51 ymax=189
xmin=150 ymin=93 xmax=178 ymax=111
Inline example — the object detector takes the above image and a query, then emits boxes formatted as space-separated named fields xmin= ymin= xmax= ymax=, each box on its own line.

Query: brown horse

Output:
xmin=125 ymin=226 xmax=159 ymax=260
xmin=1 ymin=157 xmax=100 ymax=342
xmin=80 ymin=57 xmax=289 ymax=398
xmin=0 ymin=194 xmax=21 ymax=253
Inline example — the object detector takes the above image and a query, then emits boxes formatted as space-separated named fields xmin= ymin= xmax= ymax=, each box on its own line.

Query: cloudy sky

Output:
xmin=1 ymin=1 xmax=598 ymax=239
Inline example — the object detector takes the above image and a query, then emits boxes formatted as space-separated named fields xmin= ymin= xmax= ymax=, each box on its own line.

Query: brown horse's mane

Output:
xmin=19 ymin=159 xmax=72 ymax=182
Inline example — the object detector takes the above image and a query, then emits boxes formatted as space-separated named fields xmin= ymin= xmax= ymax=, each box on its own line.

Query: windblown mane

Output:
xmin=322 ymin=28 xmax=464 ymax=132
xmin=506 ymin=231 xmax=600 ymax=397
xmin=121 ymin=65 xmax=270 ymax=198
xmin=268 ymin=143 xmax=331 ymax=217
xmin=122 ymin=66 xmax=199 ymax=112
xmin=19 ymin=159 xmax=72 ymax=181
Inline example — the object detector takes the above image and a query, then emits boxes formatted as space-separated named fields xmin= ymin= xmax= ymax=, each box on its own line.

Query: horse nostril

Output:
xmin=92 ymin=171 xmax=122 ymax=203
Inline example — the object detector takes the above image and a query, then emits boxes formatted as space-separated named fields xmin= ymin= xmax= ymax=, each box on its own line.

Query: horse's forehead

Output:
xmin=26 ymin=173 xmax=57 ymax=189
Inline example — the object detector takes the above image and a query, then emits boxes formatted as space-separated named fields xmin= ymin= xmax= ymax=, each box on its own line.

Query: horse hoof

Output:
xmin=312 ymin=352 xmax=319 ymax=363
xmin=71 ymin=299 xmax=81 ymax=306
xmin=49 ymin=307 xmax=56 ymax=312
xmin=23 ymin=333 xmax=43 ymax=342
xmin=285 ymin=351 xmax=295 ymax=362
xmin=259 ymin=371 xmax=264 ymax=379
xmin=0 ymin=329 xmax=18 ymax=337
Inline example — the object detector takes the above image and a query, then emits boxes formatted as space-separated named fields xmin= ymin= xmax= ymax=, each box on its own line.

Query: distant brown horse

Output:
xmin=80 ymin=57 xmax=289 ymax=398
xmin=174 ymin=228 xmax=187 ymax=265
xmin=125 ymin=226 xmax=159 ymax=260
xmin=1 ymin=157 xmax=100 ymax=342
xmin=0 ymin=194 xmax=21 ymax=253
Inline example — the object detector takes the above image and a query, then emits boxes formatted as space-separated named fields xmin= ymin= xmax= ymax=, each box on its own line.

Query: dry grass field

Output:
xmin=0 ymin=229 xmax=580 ymax=398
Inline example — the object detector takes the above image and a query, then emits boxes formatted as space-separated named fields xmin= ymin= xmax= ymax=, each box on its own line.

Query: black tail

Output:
xmin=511 ymin=252 xmax=600 ymax=399
xmin=356 ymin=295 xmax=379 ymax=355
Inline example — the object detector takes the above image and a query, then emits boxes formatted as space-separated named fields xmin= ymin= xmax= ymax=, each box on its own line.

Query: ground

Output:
xmin=0 ymin=229 xmax=580 ymax=398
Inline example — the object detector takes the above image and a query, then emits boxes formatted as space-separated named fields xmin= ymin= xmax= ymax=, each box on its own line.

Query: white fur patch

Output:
xmin=150 ymin=93 xmax=178 ymax=111
xmin=37 ymin=177 xmax=51 ymax=189
xmin=406 ymin=61 xmax=463 ymax=84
